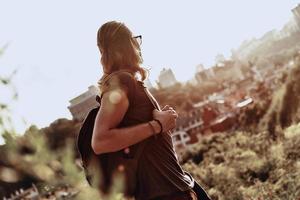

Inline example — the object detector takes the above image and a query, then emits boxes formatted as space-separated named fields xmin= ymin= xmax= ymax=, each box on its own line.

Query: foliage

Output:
xmin=0 ymin=46 xmax=125 ymax=199
xmin=0 ymin=45 xmax=18 ymax=143
xmin=259 ymin=56 xmax=300 ymax=139
xmin=181 ymin=56 xmax=300 ymax=199
xmin=182 ymin=127 xmax=300 ymax=200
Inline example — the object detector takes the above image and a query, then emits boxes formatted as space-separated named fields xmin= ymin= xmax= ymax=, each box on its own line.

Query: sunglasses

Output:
xmin=132 ymin=35 xmax=142 ymax=46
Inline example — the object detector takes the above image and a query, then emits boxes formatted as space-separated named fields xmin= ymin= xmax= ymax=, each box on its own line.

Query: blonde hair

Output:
xmin=97 ymin=21 xmax=148 ymax=90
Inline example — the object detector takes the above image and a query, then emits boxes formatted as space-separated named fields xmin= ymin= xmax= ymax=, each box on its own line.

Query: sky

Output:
xmin=0 ymin=0 xmax=299 ymax=142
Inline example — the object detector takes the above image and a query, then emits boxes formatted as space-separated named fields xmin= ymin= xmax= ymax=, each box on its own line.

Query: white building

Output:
xmin=251 ymin=65 xmax=263 ymax=82
xmin=171 ymin=109 xmax=204 ymax=152
xmin=292 ymin=4 xmax=300 ymax=29
xmin=211 ymin=60 xmax=245 ymax=82
xmin=195 ymin=67 xmax=215 ymax=84
xmin=195 ymin=64 xmax=205 ymax=73
xmin=68 ymin=85 xmax=100 ymax=121
xmin=157 ymin=68 xmax=178 ymax=89
xmin=187 ymin=76 xmax=199 ymax=86
xmin=172 ymin=131 xmax=191 ymax=149
xmin=276 ymin=17 xmax=300 ymax=39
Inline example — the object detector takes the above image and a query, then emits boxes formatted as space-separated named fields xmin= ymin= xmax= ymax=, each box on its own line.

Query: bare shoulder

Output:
xmin=100 ymin=71 xmax=137 ymax=102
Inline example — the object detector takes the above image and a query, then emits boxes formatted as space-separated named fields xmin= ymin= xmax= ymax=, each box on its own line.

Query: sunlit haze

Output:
xmin=0 ymin=0 xmax=298 ymax=137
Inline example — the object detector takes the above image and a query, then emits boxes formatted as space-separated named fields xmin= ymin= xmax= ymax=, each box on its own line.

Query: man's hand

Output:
xmin=162 ymin=105 xmax=175 ymax=112
xmin=153 ymin=105 xmax=178 ymax=133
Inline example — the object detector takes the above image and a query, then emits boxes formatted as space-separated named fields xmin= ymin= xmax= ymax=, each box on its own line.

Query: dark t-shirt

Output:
xmin=100 ymin=70 xmax=194 ymax=200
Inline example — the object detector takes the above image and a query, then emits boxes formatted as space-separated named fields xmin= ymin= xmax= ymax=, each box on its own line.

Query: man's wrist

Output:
xmin=149 ymin=120 xmax=158 ymax=134
xmin=151 ymin=119 xmax=163 ymax=134
xmin=148 ymin=121 xmax=156 ymax=136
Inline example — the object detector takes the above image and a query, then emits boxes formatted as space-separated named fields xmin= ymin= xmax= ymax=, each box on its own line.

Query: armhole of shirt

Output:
xmin=100 ymin=71 xmax=137 ymax=106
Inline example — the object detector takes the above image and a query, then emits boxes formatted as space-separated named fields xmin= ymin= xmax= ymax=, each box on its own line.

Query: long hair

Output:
xmin=97 ymin=21 xmax=148 ymax=90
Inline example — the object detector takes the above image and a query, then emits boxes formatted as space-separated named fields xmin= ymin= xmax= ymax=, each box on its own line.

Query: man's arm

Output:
xmin=91 ymin=88 xmax=161 ymax=154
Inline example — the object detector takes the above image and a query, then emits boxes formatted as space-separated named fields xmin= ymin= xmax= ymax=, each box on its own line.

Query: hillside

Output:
xmin=182 ymin=125 xmax=300 ymax=200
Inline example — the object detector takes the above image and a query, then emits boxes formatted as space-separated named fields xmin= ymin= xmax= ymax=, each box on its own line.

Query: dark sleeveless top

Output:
xmin=100 ymin=70 xmax=194 ymax=200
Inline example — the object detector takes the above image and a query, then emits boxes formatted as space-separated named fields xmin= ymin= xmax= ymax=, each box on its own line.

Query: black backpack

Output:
xmin=76 ymin=70 xmax=157 ymax=196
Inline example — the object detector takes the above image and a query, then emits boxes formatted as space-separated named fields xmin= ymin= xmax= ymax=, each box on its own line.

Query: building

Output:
xmin=171 ymin=108 xmax=204 ymax=152
xmin=278 ymin=18 xmax=300 ymax=39
xmin=157 ymin=68 xmax=178 ymax=89
xmin=68 ymin=85 xmax=100 ymax=121
xmin=187 ymin=76 xmax=199 ymax=86
xmin=211 ymin=60 xmax=245 ymax=83
xmin=195 ymin=64 xmax=205 ymax=73
xmin=172 ymin=131 xmax=191 ymax=149
xmin=250 ymin=65 xmax=263 ymax=82
xmin=272 ymin=5 xmax=300 ymax=39
xmin=194 ymin=67 xmax=215 ymax=84
xmin=292 ymin=4 xmax=300 ymax=29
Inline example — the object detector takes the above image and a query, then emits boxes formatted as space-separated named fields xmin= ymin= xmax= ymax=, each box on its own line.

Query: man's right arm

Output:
xmin=91 ymin=88 xmax=161 ymax=154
